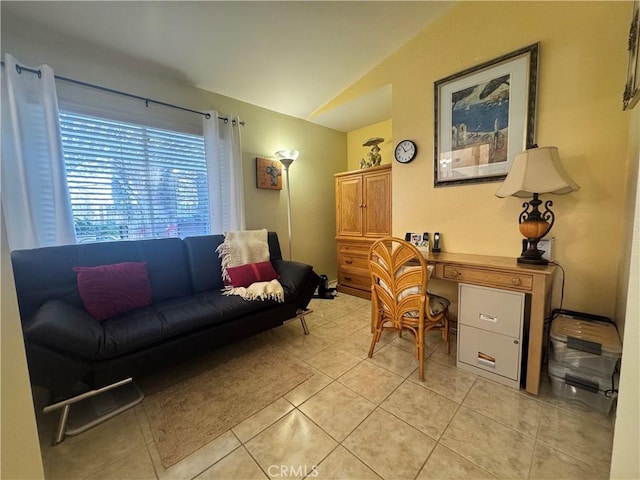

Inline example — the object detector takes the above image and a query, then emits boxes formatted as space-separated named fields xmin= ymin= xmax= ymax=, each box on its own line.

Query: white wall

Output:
xmin=610 ymin=105 xmax=640 ymax=480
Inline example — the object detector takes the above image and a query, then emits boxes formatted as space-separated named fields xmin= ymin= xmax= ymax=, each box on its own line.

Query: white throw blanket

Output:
xmin=216 ymin=229 xmax=284 ymax=302
xmin=223 ymin=279 xmax=284 ymax=302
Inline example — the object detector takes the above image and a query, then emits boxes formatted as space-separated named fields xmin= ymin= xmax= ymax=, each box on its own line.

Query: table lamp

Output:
xmin=495 ymin=146 xmax=579 ymax=265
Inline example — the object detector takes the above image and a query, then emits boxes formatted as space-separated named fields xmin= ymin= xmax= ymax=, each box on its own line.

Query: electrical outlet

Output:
xmin=538 ymin=238 xmax=555 ymax=261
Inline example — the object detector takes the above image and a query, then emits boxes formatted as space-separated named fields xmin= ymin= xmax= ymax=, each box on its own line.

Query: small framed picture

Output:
xmin=256 ymin=157 xmax=282 ymax=190
xmin=405 ymin=232 xmax=430 ymax=249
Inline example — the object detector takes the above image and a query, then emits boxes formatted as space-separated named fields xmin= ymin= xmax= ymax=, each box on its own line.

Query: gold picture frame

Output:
xmin=623 ymin=0 xmax=640 ymax=110
xmin=256 ymin=157 xmax=282 ymax=190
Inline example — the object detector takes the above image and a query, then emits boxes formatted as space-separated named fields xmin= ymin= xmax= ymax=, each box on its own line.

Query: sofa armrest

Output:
xmin=23 ymin=300 xmax=104 ymax=359
xmin=272 ymin=259 xmax=319 ymax=308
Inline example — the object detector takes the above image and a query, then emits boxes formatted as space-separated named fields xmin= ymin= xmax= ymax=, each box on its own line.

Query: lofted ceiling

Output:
xmin=1 ymin=1 xmax=453 ymax=132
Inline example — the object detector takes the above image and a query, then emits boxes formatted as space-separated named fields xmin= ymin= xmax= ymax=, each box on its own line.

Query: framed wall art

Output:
xmin=623 ymin=0 xmax=640 ymax=110
xmin=256 ymin=157 xmax=282 ymax=190
xmin=434 ymin=43 xmax=539 ymax=187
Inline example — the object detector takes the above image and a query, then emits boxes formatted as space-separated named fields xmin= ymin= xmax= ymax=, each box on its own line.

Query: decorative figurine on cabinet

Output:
xmin=360 ymin=137 xmax=384 ymax=168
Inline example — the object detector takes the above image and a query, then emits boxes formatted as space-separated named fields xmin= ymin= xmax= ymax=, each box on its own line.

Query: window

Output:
xmin=59 ymin=111 xmax=210 ymax=243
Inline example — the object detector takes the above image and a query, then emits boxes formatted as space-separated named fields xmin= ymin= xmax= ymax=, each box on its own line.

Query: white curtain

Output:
xmin=1 ymin=54 xmax=76 ymax=250
xmin=203 ymin=111 xmax=245 ymax=233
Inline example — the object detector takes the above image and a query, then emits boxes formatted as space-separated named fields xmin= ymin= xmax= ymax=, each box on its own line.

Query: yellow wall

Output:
xmin=1 ymin=18 xmax=347 ymax=279
xmin=331 ymin=1 xmax=632 ymax=318
xmin=346 ymin=120 xmax=393 ymax=171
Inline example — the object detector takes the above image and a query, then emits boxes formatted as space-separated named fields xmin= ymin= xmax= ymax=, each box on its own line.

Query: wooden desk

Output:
xmin=422 ymin=252 xmax=555 ymax=395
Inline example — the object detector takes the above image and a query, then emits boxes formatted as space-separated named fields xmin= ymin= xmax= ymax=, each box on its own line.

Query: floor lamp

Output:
xmin=275 ymin=149 xmax=299 ymax=260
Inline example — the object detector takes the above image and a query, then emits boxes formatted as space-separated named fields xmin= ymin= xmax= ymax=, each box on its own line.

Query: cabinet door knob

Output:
xmin=511 ymin=278 xmax=521 ymax=286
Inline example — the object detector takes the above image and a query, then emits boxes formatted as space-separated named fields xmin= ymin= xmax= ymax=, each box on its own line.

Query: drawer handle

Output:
xmin=511 ymin=277 xmax=521 ymax=286
xmin=450 ymin=269 xmax=460 ymax=277
xmin=345 ymin=258 xmax=353 ymax=264
xmin=479 ymin=313 xmax=498 ymax=323
xmin=477 ymin=352 xmax=496 ymax=369
xmin=344 ymin=276 xmax=352 ymax=281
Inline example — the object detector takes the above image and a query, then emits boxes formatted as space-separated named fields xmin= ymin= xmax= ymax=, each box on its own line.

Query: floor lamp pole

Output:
xmin=281 ymin=159 xmax=294 ymax=260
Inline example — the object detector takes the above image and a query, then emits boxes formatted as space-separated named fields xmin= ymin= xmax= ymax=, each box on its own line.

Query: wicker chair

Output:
xmin=367 ymin=237 xmax=451 ymax=381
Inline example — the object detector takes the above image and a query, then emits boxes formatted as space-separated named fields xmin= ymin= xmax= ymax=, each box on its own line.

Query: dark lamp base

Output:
xmin=516 ymin=192 xmax=555 ymax=267
xmin=518 ymin=244 xmax=549 ymax=265
xmin=519 ymin=242 xmax=549 ymax=265
xmin=517 ymin=255 xmax=549 ymax=265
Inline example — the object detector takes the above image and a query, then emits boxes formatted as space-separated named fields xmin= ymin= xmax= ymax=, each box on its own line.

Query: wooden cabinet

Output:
xmin=335 ymin=164 xmax=391 ymax=238
xmin=335 ymin=165 xmax=391 ymax=299
xmin=337 ymin=240 xmax=372 ymax=297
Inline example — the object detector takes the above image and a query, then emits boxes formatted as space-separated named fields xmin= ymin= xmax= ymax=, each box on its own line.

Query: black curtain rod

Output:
xmin=1 ymin=61 xmax=245 ymax=126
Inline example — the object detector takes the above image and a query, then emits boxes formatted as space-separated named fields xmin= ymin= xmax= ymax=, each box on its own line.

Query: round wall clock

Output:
xmin=394 ymin=140 xmax=417 ymax=164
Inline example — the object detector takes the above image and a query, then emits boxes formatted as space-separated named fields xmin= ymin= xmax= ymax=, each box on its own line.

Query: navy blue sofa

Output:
xmin=11 ymin=232 xmax=319 ymax=397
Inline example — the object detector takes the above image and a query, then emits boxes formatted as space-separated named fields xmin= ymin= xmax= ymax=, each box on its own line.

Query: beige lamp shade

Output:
xmin=495 ymin=146 xmax=579 ymax=198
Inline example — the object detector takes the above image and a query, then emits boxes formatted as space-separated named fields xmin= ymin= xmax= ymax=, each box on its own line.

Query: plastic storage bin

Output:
xmin=548 ymin=359 xmax=617 ymax=414
xmin=550 ymin=311 xmax=621 ymax=377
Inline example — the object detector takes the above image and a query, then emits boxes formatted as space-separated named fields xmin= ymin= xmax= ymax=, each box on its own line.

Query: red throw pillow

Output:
xmin=73 ymin=262 xmax=152 ymax=321
xmin=226 ymin=261 xmax=280 ymax=288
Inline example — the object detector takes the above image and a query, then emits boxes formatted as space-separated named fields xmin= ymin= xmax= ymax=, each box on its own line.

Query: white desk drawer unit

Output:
xmin=457 ymin=284 xmax=526 ymax=389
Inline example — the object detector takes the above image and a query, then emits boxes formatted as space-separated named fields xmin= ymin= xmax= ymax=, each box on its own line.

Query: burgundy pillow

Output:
xmin=73 ymin=262 xmax=152 ymax=321
xmin=226 ymin=261 xmax=280 ymax=288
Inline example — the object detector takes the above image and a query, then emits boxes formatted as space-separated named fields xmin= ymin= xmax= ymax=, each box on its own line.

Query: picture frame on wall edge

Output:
xmin=434 ymin=43 xmax=539 ymax=187
xmin=623 ymin=0 xmax=640 ymax=111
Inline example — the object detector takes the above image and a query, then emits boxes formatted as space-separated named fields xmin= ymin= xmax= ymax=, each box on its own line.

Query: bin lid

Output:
xmin=550 ymin=315 xmax=622 ymax=355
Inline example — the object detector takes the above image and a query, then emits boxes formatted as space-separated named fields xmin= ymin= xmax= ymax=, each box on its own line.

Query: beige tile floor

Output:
xmin=34 ymin=293 xmax=616 ymax=480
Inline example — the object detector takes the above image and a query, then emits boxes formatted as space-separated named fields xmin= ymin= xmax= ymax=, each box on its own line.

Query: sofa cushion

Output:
xmin=11 ymin=237 xmax=192 ymax=323
xmin=182 ymin=234 xmax=225 ymax=293
xmin=159 ymin=291 xmax=280 ymax=337
xmin=74 ymin=237 xmax=192 ymax=303
xmin=74 ymin=262 xmax=152 ymax=320
xmin=227 ymin=261 xmax=280 ymax=288
xmin=24 ymin=288 xmax=287 ymax=362
xmin=97 ymin=292 xmax=280 ymax=360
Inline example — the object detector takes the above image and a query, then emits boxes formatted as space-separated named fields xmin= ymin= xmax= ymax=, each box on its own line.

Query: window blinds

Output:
xmin=59 ymin=111 xmax=209 ymax=243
